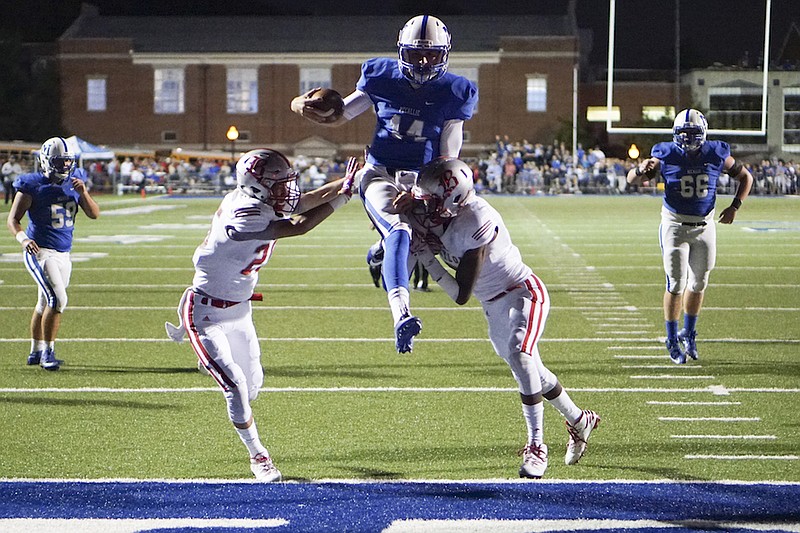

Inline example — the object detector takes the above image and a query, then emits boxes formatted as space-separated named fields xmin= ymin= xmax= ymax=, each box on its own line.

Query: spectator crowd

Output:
xmin=2 ymin=139 xmax=798 ymax=197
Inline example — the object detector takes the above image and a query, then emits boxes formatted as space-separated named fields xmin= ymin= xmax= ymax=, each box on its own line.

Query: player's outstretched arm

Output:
xmin=295 ymin=157 xmax=359 ymax=213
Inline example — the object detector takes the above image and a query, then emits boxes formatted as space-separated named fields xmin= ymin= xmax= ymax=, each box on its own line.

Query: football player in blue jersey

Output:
xmin=6 ymin=137 xmax=100 ymax=370
xmin=291 ymin=15 xmax=478 ymax=354
xmin=626 ymin=109 xmax=753 ymax=364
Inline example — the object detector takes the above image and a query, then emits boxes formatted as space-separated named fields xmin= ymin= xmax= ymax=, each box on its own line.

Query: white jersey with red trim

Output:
xmin=429 ymin=195 xmax=532 ymax=302
xmin=192 ymin=189 xmax=282 ymax=302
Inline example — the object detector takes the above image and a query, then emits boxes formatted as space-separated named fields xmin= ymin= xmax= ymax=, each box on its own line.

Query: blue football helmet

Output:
xmin=39 ymin=137 xmax=76 ymax=184
xmin=673 ymin=108 xmax=708 ymax=153
xmin=397 ymin=15 xmax=451 ymax=85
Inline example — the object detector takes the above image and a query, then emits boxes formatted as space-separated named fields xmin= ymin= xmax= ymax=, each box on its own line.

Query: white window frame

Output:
xmin=300 ymin=67 xmax=332 ymax=94
xmin=86 ymin=77 xmax=107 ymax=112
xmin=154 ymin=68 xmax=185 ymax=114
xmin=227 ymin=68 xmax=259 ymax=114
xmin=526 ymin=75 xmax=547 ymax=112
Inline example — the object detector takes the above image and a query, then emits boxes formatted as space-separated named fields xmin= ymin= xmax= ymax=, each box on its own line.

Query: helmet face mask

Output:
xmin=673 ymin=108 xmax=708 ymax=154
xmin=397 ymin=15 xmax=451 ymax=85
xmin=39 ymin=137 xmax=76 ymax=184
xmin=235 ymin=149 xmax=301 ymax=214
xmin=414 ymin=158 xmax=474 ymax=224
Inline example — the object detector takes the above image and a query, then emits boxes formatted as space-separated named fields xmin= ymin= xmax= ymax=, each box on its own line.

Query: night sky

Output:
xmin=3 ymin=0 xmax=797 ymax=69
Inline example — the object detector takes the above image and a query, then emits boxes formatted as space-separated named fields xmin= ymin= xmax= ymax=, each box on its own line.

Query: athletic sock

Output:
xmin=522 ymin=402 xmax=544 ymax=446
xmin=388 ymin=287 xmax=411 ymax=324
xmin=547 ymin=389 xmax=583 ymax=425
xmin=665 ymin=320 xmax=679 ymax=342
xmin=683 ymin=314 xmax=698 ymax=333
xmin=236 ymin=420 xmax=268 ymax=458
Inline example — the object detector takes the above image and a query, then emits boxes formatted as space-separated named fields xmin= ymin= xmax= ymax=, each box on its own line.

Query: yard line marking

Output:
xmin=1 ymin=386 xmax=797 ymax=394
xmin=0 ymin=337 xmax=796 ymax=344
xmin=672 ymin=435 xmax=777 ymax=439
xmin=648 ymin=401 xmax=742 ymax=405
xmin=685 ymin=454 xmax=798 ymax=460
xmin=631 ymin=375 xmax=716 ymax=380
xmin=659 ymin=417 xmax=761 ymax=422
xmin=622 ymin=365 xmax=703 ymax=369
xmin=615 ymin=355 xmax=670 ymax=359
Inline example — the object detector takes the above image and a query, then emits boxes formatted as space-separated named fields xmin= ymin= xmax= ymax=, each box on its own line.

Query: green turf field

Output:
xmin=1 ymin=193 xmax=798 ymax=482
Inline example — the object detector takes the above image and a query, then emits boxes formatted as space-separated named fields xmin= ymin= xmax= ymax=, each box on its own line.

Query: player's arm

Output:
xmin=414 ymin=243 xmax=486 ymax=305
xmin=73 ymin=177 xmax=100 ymax=219
xmin=718 ymin=155 xmax=753 ymax=224
xmin=7 ymin=191 xmax=39 ymax=254
xmin=440 ymin=119 xmax=465 ymax=158
xmin=295 ymin=157 xmax=359 ymax=213
xmin=290 ymin=89 xmax=371 ymax=128
xmin=627 ymin=157 xmax=660 ymax=185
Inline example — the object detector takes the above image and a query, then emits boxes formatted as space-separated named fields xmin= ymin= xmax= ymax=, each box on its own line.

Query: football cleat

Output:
xmin=666 ymin=338 xmax=686 ymax=365
xmin=518 ymin=443 xmax=548 ymax=479
xmin=27 ymin=350 xmax=43 ymax=365
xmin=565 ymin=410 xmax=601 ymax=465
xmin=250 ymin=452 xmax=282 ymax=482
xmin=394 ymin=314 xmax=422 ymax=354
xmin=39 ymin=348 xmax=61 ymax=371
xmin=678 ymin=329 xmax=699 ymax=361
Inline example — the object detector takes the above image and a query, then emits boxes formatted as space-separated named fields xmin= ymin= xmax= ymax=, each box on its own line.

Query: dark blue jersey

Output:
xmin=356 ymin=57 xmax=478 ymax=171
xmin=13 ymin=169 xmax=88 ymax=252
xmin=652 ymin=140 xmax=730 ymax=217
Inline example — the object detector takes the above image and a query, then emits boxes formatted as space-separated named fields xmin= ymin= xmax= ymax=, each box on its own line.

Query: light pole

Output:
xmin=226 ymin=126 xmax=239 ymax=160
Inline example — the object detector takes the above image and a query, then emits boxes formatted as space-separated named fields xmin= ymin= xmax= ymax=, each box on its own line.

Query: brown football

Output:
xmin=307 ymin=88 xmax=345 ymax=123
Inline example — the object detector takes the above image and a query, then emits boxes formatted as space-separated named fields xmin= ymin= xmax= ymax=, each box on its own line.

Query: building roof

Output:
xmin=60 ymin=5 xmax=576 ymax=54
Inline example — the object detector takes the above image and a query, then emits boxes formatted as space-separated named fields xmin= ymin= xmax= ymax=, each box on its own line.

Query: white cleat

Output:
xmin=565 ymin=409 xmax=601 ymax=465
xmin=250 ymin=453 xmax=282 ymax=482
xmin=165 ymin=321 xmax=186 ymax=343
xmin=518 ymin=443 xmax=548 ymax=479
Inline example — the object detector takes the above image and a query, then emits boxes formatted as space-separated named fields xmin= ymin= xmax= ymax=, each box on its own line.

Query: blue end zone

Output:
xmin=1 ymin=480 xmax=799 ymax=532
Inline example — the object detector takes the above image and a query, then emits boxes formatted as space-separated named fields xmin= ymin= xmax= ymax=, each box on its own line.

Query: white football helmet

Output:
xmin=673 ymin=108 xmax=708 ymax=153
xmin=39 ymin=137 xmax=76 ymax=184
xmin=235 ymin=149 xmax=301 ymax=214
xmin=397 ymin=15 xmax=451 ymax=85
xmin=414 ymin=157 xmax=474 ymax=223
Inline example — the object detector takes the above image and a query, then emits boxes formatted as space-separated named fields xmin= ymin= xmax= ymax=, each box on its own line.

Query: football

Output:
xmin=307 ymin=87 xmax=345 ymax=123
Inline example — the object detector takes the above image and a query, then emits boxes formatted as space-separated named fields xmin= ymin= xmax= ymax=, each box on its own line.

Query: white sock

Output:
xmin=387 ymin=287 xmax=411 ymax=324
xmin=548 ymin=389 xmax=583 ymax=425
xmin=522 ymin=402 xmax=544 ymax=446
xmin=31 ymin=340 xmax=46 ymax=353
xmin=46 ymin=341 xmax=55 ymax=352
xmin=236 ymin=420 xmax=268 ymax=458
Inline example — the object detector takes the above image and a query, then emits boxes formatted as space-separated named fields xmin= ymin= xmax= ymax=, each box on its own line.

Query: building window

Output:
xmin=449 ymin=67 xmax=479 ymax=113
xmin=586 ymin=106 xmax=620 ymax=122
xmin=227 ymin=68 xmax=258 ymax=114
xmin=87 ymin=77 xmax=106 ymax=111
xmin=526 ymin=76 xmax=547 ymax=112
xmin=707 ymin=86 xmax=763 ymax=131
xmin=237 ymin=130 xmax=251 ymax=142
xmin=784 ymin=88 xmax=800 ymax=146
xmin=162 ymin=131 xmax=178 ymax=142
xmin=300 ymin=67 xmax=331 ymax=94
xmin=642 ymin=106 xmax=674 ymax=122
xmin=154 ymin=68 xmax=184 ymax=114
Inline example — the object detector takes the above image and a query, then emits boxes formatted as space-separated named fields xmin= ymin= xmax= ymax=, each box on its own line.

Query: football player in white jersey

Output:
xmin=405 ymin=158 xmax=600 ymax=479
xmin=291 ymin=15 xmax=478 ymax=354
xmin=627 ymin=109 xmax=753 ymax=364
xmin=165 ymin=149 xmax=358 ymax=482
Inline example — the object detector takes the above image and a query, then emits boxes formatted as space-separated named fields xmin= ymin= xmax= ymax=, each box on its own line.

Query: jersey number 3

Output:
xmin=680 ymin=174 xmax=709 ymax=198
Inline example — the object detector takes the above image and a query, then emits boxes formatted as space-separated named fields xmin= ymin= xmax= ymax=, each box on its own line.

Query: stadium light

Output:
xmin=226 ymin=126 xmax=239 ymax=160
